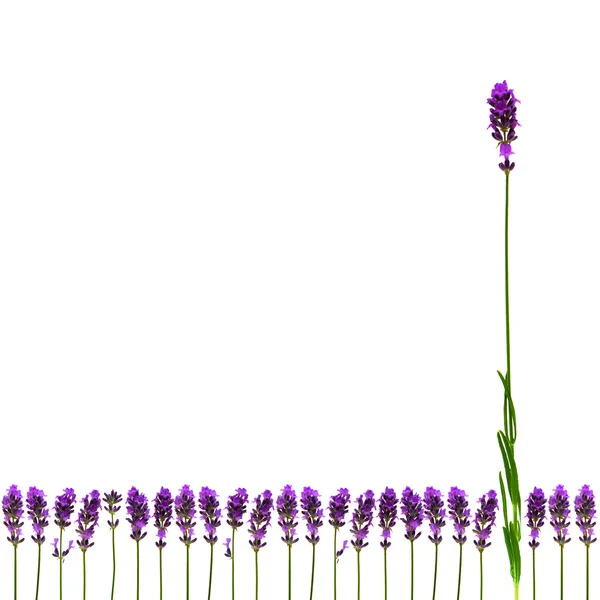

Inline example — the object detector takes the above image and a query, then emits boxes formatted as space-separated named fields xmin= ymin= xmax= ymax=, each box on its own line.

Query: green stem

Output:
xmin=456 ymin=543 xmax=463 ymax=600
xmin=532 ymin=548 xmax=535 ymax=600
xmin=159 ymin=547 xmax=163 ymax=600
xmin=309 ymin=543 xmax=316 ymax=600
xmin=586 ymin=544 xmax=590 ymax=600
xmin=432 ymin=543 xmax=439 ymax=600
xmin=111 ymin=527 xmax=116 ymax=600
xmin=560 ymin=545 xmax=564 ymax=600
xmin=288 ymin=544 xmax=292 ymax=600
xmin=35 ymin=543 xmax=41 ymax=600
xmin=410 ymin=540 xmax=414 ymax=600
xmin=334 ymin=528 xmax=338 ymax=600
xmin=136 ymin=540 xmax=140 ymax=600
xmin=208 ymin=543 xmax=214 ymax=600
xmin=60 ymin=528 xmax=63 ymax=600
xmin=357 ymin=550 xmax=361 ymax=600
xmin=384 ymin=546 xmax=388 ymax=600
xmin=186 ymin=544 xmax=190 ymax=600
xmin=255 ymin=550 xmax=259 ymax=600
xmin=479 ymin=550 xmax=483 ymax=600
xmin=505 ymin=171 xmax=511 ymax=396
xmin=14 ymin=544 xmax=17 ymax=600
xmin=232 ymin=528 xmax=236 ymax=600
xmin=83 ymin=551 xmax=87 ymax=600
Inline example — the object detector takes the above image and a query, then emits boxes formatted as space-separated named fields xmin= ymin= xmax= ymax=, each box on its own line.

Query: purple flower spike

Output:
xmin=350 ymin=490 xmax=376 ymax=552
xmin=487 ymin=80 xmax=520 ymax=172
xmin=473 ymin=490 xmax=499 ymax=551
xmin=400 ymin=487 xmax=424 ymax=542
xmin=248 ymin=490 xmax=274 ymax=551
xmin=226 ymin=488 xmax=249 ymax=531
xmin=3 ymin=485 xmax=25 ymax=547
xmin=526 ymin=487 xmax=547 ymax=549
xmin=549 ymin=485 xmax=571 ymax=547
xmin=103 ymin=490 xmax=123 ymax=530
xmin=198 ymin=487 xmax=221 ymax=545
xmin=447 ymin=487 xmax=470 ymax=545
xmin=378 ymin=487 xmax=399 ymax=548
xmin=27 ymin=487 xmax=49 ymax=546
xmin=328 ymin=488 xmax=351 ymax=530
xmin=424 ymin=487 xmax=446 ymax=545
xmin=126 ymin=487 xmax=150 ymax=543
xmin=76 ymin=490 xmax=101 ymax=551
xmin=277 ymin=485 xmax=299 ymax=547
xmin=175 ymin=485 xmax=197 ymax=547
xmin=54 ymin=488 xmax=77 ymax=530
xmin=301 ymin=487 xmax=323 ymax=545
xmin=153 ymin=487 xmax=173 ymax=549
xmin=575 ymin=485 xmax=597 ymax=547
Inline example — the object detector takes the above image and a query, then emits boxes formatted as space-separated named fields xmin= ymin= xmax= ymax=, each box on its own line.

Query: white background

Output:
xmin=1 ymin=0 xmax=599 ymax=598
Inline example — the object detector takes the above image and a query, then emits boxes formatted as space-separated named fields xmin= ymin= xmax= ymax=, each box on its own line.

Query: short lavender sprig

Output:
xmin=248 ymin=490 xmax=274 ymax=600
xmin=199 ymin=487 xmax=221 ymax=600
xmin=76 ymin=491 xmax=101 ymax=600
xmin=126 ymin=487 xmax=150 ymax=600
xmin=53 ymin=487 xmax=76 ymax=600
xmin=487 ymin=80 xmax=520 ymax=173
xmin=424 ymin=487 xmax=446 ymax=600
xmin=27 ymin=487 xmax=48 ymax=600
xmin=448 ymin=487 xmax=470 ymax=600
xmin=3 ymin=485 xmax=24 ymax=600
xmin=473 ymin=490 xmax=499 ymax=600
xmin=350 ymin=490 xmax=376 ymax=600
xmin=549 ymin=485 xmax=571 ymax=600
xmin=153 ymin=487 xmax=173 ymax=600
xmin=575 ymin=485 xmax=596 ymax=600
xmin=301 ymin=487 xmax=323 ymax=600
xmin=378 ymin=487 xmax=398 ymax=600
xmin=277 ymin=485 xmax=299 ymax=600
xmin=526 ymin=487 xmax=546 ymax=600
xmin=225 ymin=488 xmax=248 ymax=600
xmin=328 ymin=487 xmax=351 ymax=600
xmin=103 ymin=490 xmax=122 ymax=600
xmin=401 ymin=487 xmax=423 ymax=600
xmin=175 ymin=485 xmax=197 ymax=600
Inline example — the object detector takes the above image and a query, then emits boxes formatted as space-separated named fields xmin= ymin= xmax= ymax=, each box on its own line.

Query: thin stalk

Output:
xmin=309 ymin=543 xmax=316 ymax=600
xmin=532 ymin=548 xmax=536 ymax=600
xmin=334 ymin=528 xmax=338 ymax=600
xmin=255 ymin=550 xmax=259 ymax=600
xmin=456 ymin=543 xmax=463 ymax=600
xmin=83 ymin=551 xmax=87 ymax=600
xmin=560 ymin=545 xmax=564 ymax=600
xmin=35 ymin=543 xmax=41 ymax=600
xmin=136 ymin=540 xmax=140 ymax=600
xmin=186 ymin=545 xmax=190 ymax=600
xmin=159 ymin=547 xmax=163 ymax=600
xmin=479 ymin=550 xmax=483 ymax=600
xmin=384 ymin=546 xmax=388 ymax=600
xmin=410 ymin=540 xmax=414 ymax=600
xmin=357 ymin=550 xmax=361 ymax=600
xmin=207 ymin=543 xmax=214 ymax=600
xmin=231 ymin=528 xmax=236 ymax=600
xmin=432 ymin=543 xmax=439 ymax=600
xmin=505 ymin=171 xmax=511 ymax=405
xmin=288 ymin=544 xmax=292 ymax=600
xmin=60 ymin=528 xmax=63 ymax=600
xmin=586 ymin=545 xmax=590 ymax=600
xmin=111 ymin=527 xmax=116 ymax=600
xmin=14 ymin=544 xmax=17 ymax=600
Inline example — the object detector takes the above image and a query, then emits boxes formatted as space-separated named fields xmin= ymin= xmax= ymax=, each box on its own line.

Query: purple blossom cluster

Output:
xmin=448 ymin=487 xmax=470 ymax=545
xmin=526 ymin=487 xmax=546 ymax=549
xmin=3 ymin=485 xmax=25 ymax=548
xmin=349 ymin=490 xmax=376 ymax=551
xmin=549 ymin=485 xmax=571 ymax=547
xmin=575 ymin=485 xmax=597 ymax=547
xmin=248 ymin=490 xmax=273 ymax=551
xmin=378 ymin=487 xmax=398 ymax=548
xmin=26 ymin=487 xmax=49 ymax=546
xmin=423 ymin=487 xmax=446 ymax=545
xmin=76 ymin=490 xmax=102 ymax=551
xmin=277 ymin=485 xmax=299 ymax=547
xmin=301 ymin=487 xmax=323 ymax=546
xmin=126 ymin=487 xmax=150 ymax=543
xmin=52 ymin=487 xmax=76 ymax=561
xmin=103 ymin=490 xmax=122 ymax=530
xmin=400 ymin=487 xmax=423 ymax=542
xmin=175 ymin=485 xmax=197 ymax=547
xmin=198 ymin=486 xmax=221 ymax=546
xmin=329 ymin=488 xmax=351 ymax=560
xmin=472 ymin=490 xmax=499 ymax=551
xmin=487 ymin=80 xmax=520 ymax=172
xmin=153 ymin=487 xmax=173 ymax=548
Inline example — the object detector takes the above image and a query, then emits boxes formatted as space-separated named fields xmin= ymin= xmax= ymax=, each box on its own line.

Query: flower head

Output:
xmin=328 ymin=488 xmax=351 ymax=530
xmin=76 ymin=490 xmax=101 ymax=551
xmin=473 ymin=490 xmax=499 ymax=551
xmin=549 ymin=485 xmax=571 ymax=547
xmin=27 ymin=487 xmax=49 ymax=545
xmin=198 ymin=487 xmax=221 ymax=545
xmin=487 ymin=80 xmax=520 ymax=172
xmin=378 ymin=487 xmax=399 ymax=548
xmin=226 ymin=488 xmax=248 ymax=531
xmin=350 ymin=490 xmax=376 ymax=552
xmin=400 ymin=487 xmax=423 ymax=542
xmin=301 ymin=487 xmax=323 ymax=545
xmin=277 ymin=485 xmax=299 ymax=547
xmin=175 ymin=485 xmax=197 ymax=547
xmin=424 ymin=487 xmax=446 ymax=545
xmin=54 ymin=488 xmax=77 ymax=530
xmin=447 ymin=487 xmax=470 ymax=545
xmin=575 ymin=485 xmax=597 ymax=547
xmin=153 ymin=487 xmax=173 ymax=549
xmin=2 ymin=485 xmax=25 ymax=547
xmin=248 ymin=490 xmax=274 ymax=551
xmin=126 ymin=487 xmax=150 ymax=543
xmin=103 ymin=490 xmax=123 ymax=530
xmin=526 ymin=487 xmax=547 ymax=549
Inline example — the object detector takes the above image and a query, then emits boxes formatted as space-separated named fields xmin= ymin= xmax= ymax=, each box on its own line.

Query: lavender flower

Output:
xmin=198 ymin=486 xmax=221 ymax=545
xmin=175 ymin=485 xmax=197 ymax=547
xmin=76 ymin=490 xmax=101 ymax=551
xmin=277 ymin=485 xmax=299 ymax=547
xmin=378 ymin=487 xmax=399 ymax=549
xmin=27 ymin=487 xmax=49 ymax=546
xmin=350 ymin=490 xmax=376 ymax=551
xmin=103 ymin=490 xmax=123 ymax=530
xmin=472 ymin=490 xmax=499 ymax=551
xmin=487 ymin=80 xmax=521 ymax=172
xmin=549 ymin=485 xmax=571 ymax=547
xmin=301 ymin=487 xmax=323 ymax=545
xmin=526 ymin=487 xmax=547 ymax=549
xmin=329 ymin=487 xmax=351 ymax=562
xmin=248 ymin=490 xmax=274 ymax=551
xmin=3 ymin=485 xmax=25 ymax=547
xmin=400 ymin=487 xmax=423 ymax=542
xmin=448 ymin=487 xmax=470 ymax=545
xmin=53 ymin=487 xmax=76 ymax=561
xmin=126 ymin=487 xmax=150 ymax=542
xmin=154 ymin=487 xmax=173 ymax=548
xmin=575 ymin=485 xmax=597 ymax=547
xmin=424 ymin=487 xmax=446 ymax=545
xmin=226 ymin=488 xmax=248 ymax=533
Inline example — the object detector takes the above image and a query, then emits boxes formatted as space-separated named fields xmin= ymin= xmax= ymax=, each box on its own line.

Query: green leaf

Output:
xmin=499 ymin=471 xmax=509 ymax=528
